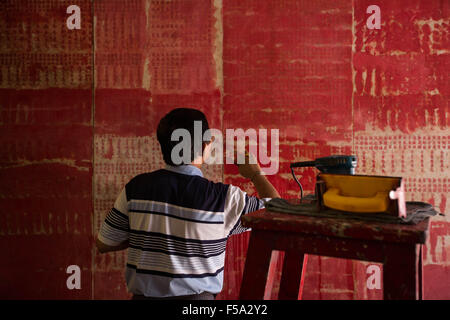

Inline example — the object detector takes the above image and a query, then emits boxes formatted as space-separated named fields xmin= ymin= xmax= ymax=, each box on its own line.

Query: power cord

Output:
xmin=290 ymin=167 xmax=303 ymax=201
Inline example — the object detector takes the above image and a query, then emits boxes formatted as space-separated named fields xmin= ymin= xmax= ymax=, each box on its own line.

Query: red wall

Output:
xmin=0 ymin=0 xmax=94 ymax=299
xmin=0 ymin=0 xmax=448 ymax=299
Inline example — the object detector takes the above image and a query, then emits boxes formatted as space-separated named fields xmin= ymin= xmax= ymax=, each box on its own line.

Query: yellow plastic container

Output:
xmin=320 ymin=174 xmax=401 ymax=213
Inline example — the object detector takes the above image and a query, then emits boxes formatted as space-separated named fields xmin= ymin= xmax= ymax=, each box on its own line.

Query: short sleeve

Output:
xmin=224 ymin=185 xmax=265 ymax=236
xmin=98 ymin=187 xmax=130 ymax=246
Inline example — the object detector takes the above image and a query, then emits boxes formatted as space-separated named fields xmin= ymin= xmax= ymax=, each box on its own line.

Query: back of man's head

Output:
xmin=157 ymin=108 xmax=210 ymax=166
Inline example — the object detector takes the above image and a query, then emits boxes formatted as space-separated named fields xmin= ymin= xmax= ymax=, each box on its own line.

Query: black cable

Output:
xmin=290 ymin=167 xmax=303 ymax=201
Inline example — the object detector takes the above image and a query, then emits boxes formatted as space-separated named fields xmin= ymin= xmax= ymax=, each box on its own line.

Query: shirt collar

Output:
xmin=164 ymin=164 xmax=204 ymax=177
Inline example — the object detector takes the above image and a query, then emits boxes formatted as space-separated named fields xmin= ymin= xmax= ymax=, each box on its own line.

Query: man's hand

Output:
xmin=235 ymin=149 xmax=261 ymax=180
xmin=233 ymin=146 xmax=280 ymax=198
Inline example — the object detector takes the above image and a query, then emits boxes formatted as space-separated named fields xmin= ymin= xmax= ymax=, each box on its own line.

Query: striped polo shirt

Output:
xmin=98 ymin=164 xmax=264 ymax=297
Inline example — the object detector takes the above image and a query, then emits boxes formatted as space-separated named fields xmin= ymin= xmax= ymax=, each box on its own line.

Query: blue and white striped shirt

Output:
xmin=98 ymin=165 xmax=264 ymax=297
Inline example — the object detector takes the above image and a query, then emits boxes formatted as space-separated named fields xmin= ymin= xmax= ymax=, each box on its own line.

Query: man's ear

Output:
xmin=201 ymin=140 xmax=213 ymax=162
xmin=202 ymin=140 xmax=211 ymax=148
xmin=202 ymin=138 xmax=213 ymax=152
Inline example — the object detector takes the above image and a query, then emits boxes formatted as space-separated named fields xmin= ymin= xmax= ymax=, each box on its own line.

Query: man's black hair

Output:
xmin=157 ymin=108 xmax=210 ymax=166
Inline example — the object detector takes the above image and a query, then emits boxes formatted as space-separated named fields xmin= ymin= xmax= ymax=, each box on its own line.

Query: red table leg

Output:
xmin=278 ymin=251 xmax=307 ymax=300
xmin=298 ymin=253 xmax=308 ymax=300
xmin=418 ymin=245 xmax=423 ymax=300
xmin=239 ymin=230 xmax=273 ymax=300
xmin=383 ymin=244 xmax=419 ymax=300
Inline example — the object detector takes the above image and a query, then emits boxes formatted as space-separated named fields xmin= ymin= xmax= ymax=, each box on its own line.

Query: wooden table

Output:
xmin=239 ymin=207 xmax=430 ymax=300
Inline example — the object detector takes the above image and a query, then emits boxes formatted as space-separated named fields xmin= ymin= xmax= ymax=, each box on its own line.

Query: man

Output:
xmin=96 ymin=108 xmax=280 ymax=300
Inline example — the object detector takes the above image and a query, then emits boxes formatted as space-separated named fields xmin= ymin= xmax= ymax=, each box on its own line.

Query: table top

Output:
xmin=241 ymin=206 xmax=430 ymax=244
